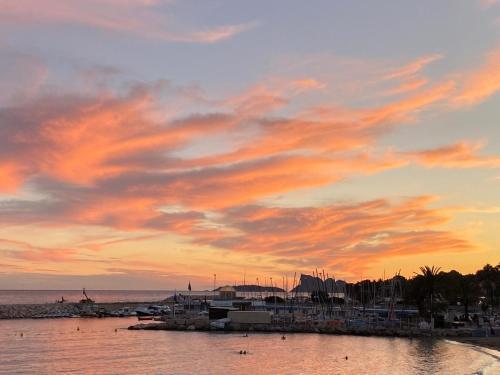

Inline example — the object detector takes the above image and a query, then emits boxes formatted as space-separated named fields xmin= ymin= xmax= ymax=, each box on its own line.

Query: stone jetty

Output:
xmin=128 ymin=317 xmax=488 ymax=339
xmin=0 ymin=301 xmax=153 ymax=319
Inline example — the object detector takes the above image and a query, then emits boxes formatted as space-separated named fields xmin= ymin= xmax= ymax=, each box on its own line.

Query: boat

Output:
xmin=79 ymin=288 xmax=95 ymax=304
xmin=110 ymin=307 xmax=137 ymax=317
xmin=210 ymin=317 xmax=231 ymax=330
xmin=135 ymin=305 xmax=171 ymax=317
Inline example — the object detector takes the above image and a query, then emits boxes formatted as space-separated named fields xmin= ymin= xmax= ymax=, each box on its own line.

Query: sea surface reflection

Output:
xmin=1 ymin=318 xmax=498 ymax=374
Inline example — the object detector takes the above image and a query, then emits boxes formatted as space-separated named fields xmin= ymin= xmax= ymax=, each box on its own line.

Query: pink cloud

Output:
xmin=191 ymin=196 xmax=471 ymax=274
xmin=382 ymin=77 xmax=428 ymax=96
xmin=0 ymin=0 xmax=253 ymax=43
xmin=0 ymin=238 xmax=78 ymax=262
xmin=451 ymin=49 xmax=500 ymax=106
xmin=383 ymin=54 xmax=442 ymax=80
xmin=406 ymin=141 xmax=500 ymax=168
xmin=0 ymin=47 xmax=498 ymax=280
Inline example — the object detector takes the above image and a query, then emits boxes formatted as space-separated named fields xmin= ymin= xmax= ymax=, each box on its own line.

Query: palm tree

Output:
xmin=476 ymin=264 xmax=499 ymax=311
xmin=415 ymin=266 xmax=441 ymax=321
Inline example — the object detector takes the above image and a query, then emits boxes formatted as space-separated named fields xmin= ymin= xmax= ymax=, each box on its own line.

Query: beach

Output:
xmin=450 ymin=336 xmax=500 ymax=352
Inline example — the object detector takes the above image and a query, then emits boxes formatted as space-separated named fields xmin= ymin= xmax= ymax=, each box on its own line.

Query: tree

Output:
xmin=415 ymin=266 xmax=441 ymax=320
xmin=438 ymin=270 xmax=462 ymax=306
xmin=459 ymin=274 xmax=478 ymax=319
xmin=476 ymin=264 xmax=499 ymax=310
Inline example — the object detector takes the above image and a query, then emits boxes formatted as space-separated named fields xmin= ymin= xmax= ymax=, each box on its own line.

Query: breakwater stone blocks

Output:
xmin=128 ymin=319 xmax=480 ymax=339
xmin=0 ymin=302 xmax=153 ymax=319
xmin=128 ymin=317 xmax=210 ymax=331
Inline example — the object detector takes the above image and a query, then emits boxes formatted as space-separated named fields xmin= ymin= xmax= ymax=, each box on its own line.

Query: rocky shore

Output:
xmin=0 ymin=301 xmax=156 ymax=319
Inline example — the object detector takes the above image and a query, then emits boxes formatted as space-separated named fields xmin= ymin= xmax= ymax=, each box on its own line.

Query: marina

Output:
xmin=1 ymin=271 xmax=499 ymax=374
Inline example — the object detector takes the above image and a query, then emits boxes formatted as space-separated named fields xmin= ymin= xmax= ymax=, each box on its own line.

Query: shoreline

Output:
xmin=3 ymin=302 xmax=499 ymax=355
xmin=447 ymin=336 xmax=500 ymax=352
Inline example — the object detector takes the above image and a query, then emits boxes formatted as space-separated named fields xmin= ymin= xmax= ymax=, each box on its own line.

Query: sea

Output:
xmin=0 ymin=290 xmax=190 ymax=305
xmin=0 ymin=290 xmax=499 ymax=374
xmin=0 ymin=317 xmax=499 ymax=375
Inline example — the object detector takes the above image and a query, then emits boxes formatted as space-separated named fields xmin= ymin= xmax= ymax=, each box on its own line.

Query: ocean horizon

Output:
xmin=0 ymin=290 xmax=207 ymax=305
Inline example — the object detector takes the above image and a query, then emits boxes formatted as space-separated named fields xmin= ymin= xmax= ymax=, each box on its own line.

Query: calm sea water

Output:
xmin=0 ymin=290 xmax=203 ymax=305
xmin=0 ymin=317 xmax=498 ymax=375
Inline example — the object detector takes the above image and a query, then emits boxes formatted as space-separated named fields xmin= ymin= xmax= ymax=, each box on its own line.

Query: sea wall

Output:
xmin=129 ymin=318 xmax=489 ymax=339
xmin=0 ymin=302 xmax=154 ymax=319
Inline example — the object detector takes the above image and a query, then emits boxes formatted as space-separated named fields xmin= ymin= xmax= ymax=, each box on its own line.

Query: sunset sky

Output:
xmin=0 ymin=0 xmax=499 ymax=290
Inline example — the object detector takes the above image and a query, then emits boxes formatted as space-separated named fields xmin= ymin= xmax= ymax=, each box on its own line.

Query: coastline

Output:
xmin=3 ymin=301 xmax=499 ymax=357
xmin=447 ymin=336 xmax=500 ymax=352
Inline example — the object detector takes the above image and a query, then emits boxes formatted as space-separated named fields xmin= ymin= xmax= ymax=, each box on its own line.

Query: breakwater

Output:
xmin=128 ymin=317 xmax=488 ymax=339
xmin=0 ymin=302 xmax=156 ymax=319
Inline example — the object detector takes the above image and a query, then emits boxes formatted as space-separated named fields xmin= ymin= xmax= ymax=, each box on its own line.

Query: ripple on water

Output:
xmin=0 ymin=318 xmax=498 ymax=375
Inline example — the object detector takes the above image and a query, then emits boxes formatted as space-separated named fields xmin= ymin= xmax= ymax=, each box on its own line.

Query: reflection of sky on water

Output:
xmin=0 ymin=318 xmax=497 ymax=375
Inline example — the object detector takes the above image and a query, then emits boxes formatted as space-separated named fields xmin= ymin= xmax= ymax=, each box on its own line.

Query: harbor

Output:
xmin=126 ymin=283 xmax=499 ymax=345
xmin=1 ymin=274 xmax=499 ymax=374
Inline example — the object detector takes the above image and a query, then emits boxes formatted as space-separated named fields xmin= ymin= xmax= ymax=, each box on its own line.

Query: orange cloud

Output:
xmin=0 ymin=162 xmax=25 ymax=192
xmin=0 ymin=238 xmax=78 ymax=262
xmin=382 ymin=77 xmax=428 ymax=96
xmin=191 ymin=196 xmax=471 ymax=275
xmin=383 ymin=54 xmax=442 ymax=80
xmin=0 ymin=84 xmax=237 ymax=191
xmin=0 ymin=51 xmax=498 ymax=282
xmin=364 ymin=80 xmax=455 ymax=124
xmin=451 ymin=49 xmax=500 ymax=106
xmin=407 ymin=141 xmax=500 ymax=168
xmin=0 ymin=0 xmax=252 ymax=43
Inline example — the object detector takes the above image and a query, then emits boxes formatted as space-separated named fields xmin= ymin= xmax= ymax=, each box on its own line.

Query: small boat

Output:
xmin=210 ymin=317 xmax=231 ymax=330
xmin=79 ymin=288 xmax=95 ymax=304
xmin=135 ymin=305 xmax=171 ymax=317
xmin=110 ymin=307 xmax=137 ymax=317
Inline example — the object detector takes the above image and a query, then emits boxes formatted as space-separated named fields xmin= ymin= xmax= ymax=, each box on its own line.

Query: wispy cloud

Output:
xmin=451 ymin=49 xmax=500 ymax=106
xmin=0 ymin=0 xmax=253 ymax=43
xmin=191 ymin=197 xmax=471 ymax=275
xmin=383 ymin=54 xmax=442 ymax=80
xmin=406 ymin=141 xmax=500 ymax=168
xmin=1 ymin=42 xmax=499 ymax=282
